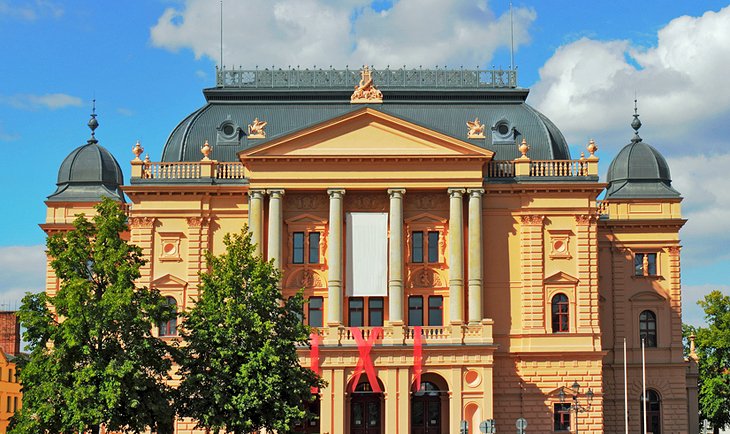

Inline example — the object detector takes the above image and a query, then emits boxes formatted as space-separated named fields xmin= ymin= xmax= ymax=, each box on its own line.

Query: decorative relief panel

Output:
xmin=344 ymin=193 xmax=388 ymax=211
xmin=411 ymin=193 xmax=449 ymax=210
xmin=129 ymin=216 xmax=156 ymax=229
xmin=158 ymin=232 xmax=184 ymax=262
xmin=547 ymin=230 xmax=574 ymax=259
xmin=285 ymin=193 xmax=327 ymax=211
xmin=406 ymin=268 xmax=445 ymax=289
xmin=186 ymin=216 xmax=209 ymax=228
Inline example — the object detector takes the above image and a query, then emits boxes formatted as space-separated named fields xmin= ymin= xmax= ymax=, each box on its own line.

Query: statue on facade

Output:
xmin=351 ymin=66 xmax=383 ymax=103
xmin=247 ymin=118 xmax=267 ymax=139
xmin=466 ymin=117 xmax=486 ymax=139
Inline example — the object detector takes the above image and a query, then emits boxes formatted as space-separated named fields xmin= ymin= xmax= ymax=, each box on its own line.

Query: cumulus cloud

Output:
xmin=150 ymin=0 xmax=535 ymax=68
xmin=0 ymin=93 xmax=83 ymax=110
xmin=530 ymin=6 xmax=730 ymax=152
xmin=0 ymin=0 xmax=63 ymax=21
xmin=0 ymin=246 xmax=46 ymax=309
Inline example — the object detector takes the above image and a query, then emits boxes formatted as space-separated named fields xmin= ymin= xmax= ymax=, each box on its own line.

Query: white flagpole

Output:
xmin=624 ymin=337 xmax=629 ymax=434
xmin=642 ymin=337 xmax=647 ymax=434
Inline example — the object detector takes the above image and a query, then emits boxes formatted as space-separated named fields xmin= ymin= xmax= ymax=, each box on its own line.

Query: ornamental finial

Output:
xmin=631 ymin=98 xmax=642 ymax=143
xmin=519 ymin=138 xmax=530 ymax=158
xmin=87 ymin=99 xmax=99 ymax=144
xmin=351 ymin=65 xmax=383 ymax=103
xmin=201 ymin=140 xmax=212 ymax=160
xmin=132 ymin=140 xmax=143 ymax=161
xmin=587 ymin=139 xmax=598 ymax=158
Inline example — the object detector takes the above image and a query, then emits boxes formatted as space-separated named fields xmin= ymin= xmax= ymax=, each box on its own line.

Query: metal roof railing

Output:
xmin=216 ymin=66 xmax=518 ymax=89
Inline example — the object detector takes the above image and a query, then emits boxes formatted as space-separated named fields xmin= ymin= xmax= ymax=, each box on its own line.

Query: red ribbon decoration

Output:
xmin=413 ymin=325 xmax=423 ymax=391
xmin=349 ymin=327 xmax=383 ymax=393
xmin=310 ymin=331 xmax=321 ymax=394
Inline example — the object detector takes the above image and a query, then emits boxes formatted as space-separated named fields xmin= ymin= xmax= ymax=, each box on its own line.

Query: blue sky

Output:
xmin=1 ymin=0 xmax=729 ymax=324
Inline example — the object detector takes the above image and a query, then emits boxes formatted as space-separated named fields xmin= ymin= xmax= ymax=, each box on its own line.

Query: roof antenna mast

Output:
xmin=510 ymin=0 xmax=515 ymax=70
xmin=220 ymin=0 xmax=224 ymax=68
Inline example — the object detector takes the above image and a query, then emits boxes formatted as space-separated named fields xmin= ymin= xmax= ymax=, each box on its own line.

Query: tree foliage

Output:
xmin=176 ymin=229 xmax=325 ymax=434
xmin=11 ymin=198 xmax=177 ymax=434
xmin=691 ymin=290 xmax=730 ymax=433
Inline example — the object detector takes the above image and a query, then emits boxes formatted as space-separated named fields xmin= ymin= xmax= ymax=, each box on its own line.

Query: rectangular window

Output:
xmin=408 ymin=296 xmax=424 ymax=326
xmin=412 ymin=231 xmax=424 ymax=263
xmin=308 ymin=232 xmax=320 ymax=264
xmin=427 ymin=231 xmax=439 ymax=263
xmin=349 ymin=298 xmax=364 ymax=327
xmin=308 ymin=296 xmax=323 ymax=328
xmin=293 ymin=232 xmax=305 ymax=264
xmin=6 ymin=396 xmax=10 ymax=413
xmin=368 ymin=297 xmax=384 ymax=327
xmin=554 ymin=403 xmax=571 ymax=431
xmin=428 ymin=296 xmax=443 ymax=326
xmin=634 ymin=253 xmax=657 ymax=276
xmin=12 ymin=397 xmax=17 ymax=412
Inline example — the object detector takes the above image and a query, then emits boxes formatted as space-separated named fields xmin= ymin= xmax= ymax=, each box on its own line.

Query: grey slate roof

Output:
xmin=605 ymin=138 xmax=680 ymax=199
xmin=47 ymin=141 xmax=126 ymax=203
xmin=161 ymin=87 xmax=570 ymax=163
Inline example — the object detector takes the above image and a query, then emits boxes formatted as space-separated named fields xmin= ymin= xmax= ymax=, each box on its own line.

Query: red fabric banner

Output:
xmin=310 ymin=331 xmax=321 ymax=394
xmin=413 ymin=325 xmax=423 ymax=391
xmin=349 ymin=327 xmax=383 ymax=393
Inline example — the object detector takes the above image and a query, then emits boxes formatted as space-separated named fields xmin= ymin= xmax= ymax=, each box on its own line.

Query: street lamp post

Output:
xmin=559 ymin=381 xmax=594 ymax=434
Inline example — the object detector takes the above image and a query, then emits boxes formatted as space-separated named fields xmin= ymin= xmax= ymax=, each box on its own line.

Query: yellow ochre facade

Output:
xmin=42 ymin=67 xmax=698 ymax=433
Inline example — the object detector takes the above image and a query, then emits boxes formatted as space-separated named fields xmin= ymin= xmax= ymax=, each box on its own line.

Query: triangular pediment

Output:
xmin=239 ymin=108 xmax=494 ymax=160
xmin=285 ymin=213 xmax=328 ymax=225
xmin=405 ymin=212 xmax=448 ymax=224
xmin=544 ymin=271 xmax=580 ymax=285
xmin=151 ymin=273 xmax=188 ymax=288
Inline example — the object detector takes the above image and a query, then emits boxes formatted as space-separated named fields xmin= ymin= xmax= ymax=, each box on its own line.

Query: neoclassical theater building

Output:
xmin=42 ymin=67 xmax=698 ymax=434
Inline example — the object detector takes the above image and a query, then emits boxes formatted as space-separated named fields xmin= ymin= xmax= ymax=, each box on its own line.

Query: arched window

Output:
xmin=158 ymin=296 xmax=178 ymax=337
xmin=639 ymin=310 xmax=657 ymax=348
xmin=640 ymin=389 xmax=661 ymax=434
xmin=551 ymin=293 xmax=569 ymax=333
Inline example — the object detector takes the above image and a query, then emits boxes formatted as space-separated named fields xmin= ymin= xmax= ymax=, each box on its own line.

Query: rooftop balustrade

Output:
xmin=130 ymin=159 xmax=248 ymax=184
xmin=216 ymin=66 xmax=518 ymax=89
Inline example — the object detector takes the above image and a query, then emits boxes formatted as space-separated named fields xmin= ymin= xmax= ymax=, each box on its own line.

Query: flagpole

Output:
xmin=624 ymin=338 xmax=629 ymax=434
xmin=642 ymin=337 xmax=647 ymax=434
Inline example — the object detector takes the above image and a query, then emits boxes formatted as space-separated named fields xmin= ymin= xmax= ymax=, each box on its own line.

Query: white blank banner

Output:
xmin=346 ymin=212 xmax=388 ymax=296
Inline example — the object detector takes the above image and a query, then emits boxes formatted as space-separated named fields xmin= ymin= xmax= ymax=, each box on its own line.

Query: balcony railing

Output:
xmin=308 ymin=321 xmax=493 ymax=347
xmin=131 ymin=161 xmax=247 ymax=182
xmin=486 ymin=159 xmax=598 ymax=179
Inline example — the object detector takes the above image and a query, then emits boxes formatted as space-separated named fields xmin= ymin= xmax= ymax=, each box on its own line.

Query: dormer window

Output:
xmin=491 ymin=119 xmax=515 ymax=145
xmin=216 ymin=119 xmax=242 ymax=146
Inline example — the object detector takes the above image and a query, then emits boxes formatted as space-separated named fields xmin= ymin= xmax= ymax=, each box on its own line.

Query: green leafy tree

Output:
xmin=692 ymin=290 xmax=730 ymax=434
xmin=11 ymin=198 xmax=177 ymax=434
xmin=176 ymin=229 xmax=325 ymax=434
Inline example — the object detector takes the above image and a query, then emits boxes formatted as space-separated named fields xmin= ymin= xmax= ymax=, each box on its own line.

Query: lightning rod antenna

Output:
xmin=510 ymin=1 xmax=515 ymax=70
xmin=220 ymin=0 xmax=224 ymax=68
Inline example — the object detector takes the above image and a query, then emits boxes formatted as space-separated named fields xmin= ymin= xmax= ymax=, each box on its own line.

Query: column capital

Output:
xmin=267 ymin=188 xmax=285 ymax=198
xmin=467 ymin=187 xmax=485 ymax=197
xmin=447 ymin=187 xmax=466 ymax=198
xmin=248 ymin=188 xmax=266 ymax=199
xmin=327 ymin=188 xmax=346 ymax=199
xmin=387 ymin=188 xmax=406 ymax=198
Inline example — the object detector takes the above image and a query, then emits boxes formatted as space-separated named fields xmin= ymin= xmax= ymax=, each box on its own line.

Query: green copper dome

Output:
xmin=605 ymin=111 xmax=680 ymax=199
xmin=48 ymin=113 xmax=125 ymax=203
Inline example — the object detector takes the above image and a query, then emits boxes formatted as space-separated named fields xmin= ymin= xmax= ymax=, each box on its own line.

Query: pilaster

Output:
xmin=248 ymin=189 xmax=266 ymax=257
xmin=575 ymin=214 xmax=598 ymax=334
xmin=267 ymin=189 xmax=285 ymax=269
xmin=186 ymin=216 xmax=209 ymax=306
xmin=129 ymin=217 xmax=156 ymax=288
xmin=467 ymin=188 xmax=484 ymax=324
xmin=388 ymin=188 xmax=406 ymax=325
xmin=668 ymin=246 xmax=683 ymax=356
xmin=519 ymin=214 xmax=544 ymax=332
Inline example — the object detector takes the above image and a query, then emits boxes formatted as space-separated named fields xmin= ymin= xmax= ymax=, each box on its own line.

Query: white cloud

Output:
xmin=530 ymin=6 xmax=730 ymax=152
xmin=0 ymin=245 xmax=46 ymax=309
xmin=0 ymin=93 xmax=83 ymax=110
xmin=0 ymin=0 xmax=63 ymax=21
xmin=116 ymin=107 xmax=134 ymax=117
xmin=150 ymin=0 xmax=535 ymax=69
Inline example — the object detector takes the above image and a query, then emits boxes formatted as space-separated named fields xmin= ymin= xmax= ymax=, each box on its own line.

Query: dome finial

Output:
xmin=87 ymin=99 xmax=99 ymax=144
xmin=631 ymin=97 xmax=642 ymax=143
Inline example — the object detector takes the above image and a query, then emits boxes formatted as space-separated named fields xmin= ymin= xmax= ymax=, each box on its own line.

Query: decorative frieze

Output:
xmin=128 ymin=216 xmax=156 ymax=229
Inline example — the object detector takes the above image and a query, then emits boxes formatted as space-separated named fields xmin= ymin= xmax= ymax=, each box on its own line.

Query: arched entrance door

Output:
xmin=350 ymin=381 xmax=384 ymax=434
xmin=411 ymin=374 xmax=449 ymax=434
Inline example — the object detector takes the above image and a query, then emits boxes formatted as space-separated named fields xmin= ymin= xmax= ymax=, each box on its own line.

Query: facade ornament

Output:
xmin=132 ymin=140 xmax=143 ymax=161
xmin=575 ymin=214 xmax=596 ymax=225
xmin=347 ymin=193 xmax=388 ymax=211
xmin=466 ymin=118 xmax=486 ymax=139
xmin=587 ymin=139 xmax=598 ymax=159
xmin=201 ymin=140 xmax=212 ymax=161
xmin=128 ymin=216 xmax=156 ymax=229
xmin=520 ymin=214 xmax=544 ymax=225
xmin=247 ymin=118 xmax=267 ymax=139
xmin=288 ymin=194 xmax=326 ymax=210
xmin=186 ymin=216 xmax=209 ymax=228
xmin=519 ymin=138 xmax=530 ymax=159
xmin=350 ymin=66 xmax=383 ymax=104
xmin=668 ymin=246 xmax=681 ymax=255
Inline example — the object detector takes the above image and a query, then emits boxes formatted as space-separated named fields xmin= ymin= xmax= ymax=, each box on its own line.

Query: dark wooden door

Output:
xmin=411 ymin=395 xmax=441 ymax=434
xmin=351 ymin=394 xmax=382 ymax=434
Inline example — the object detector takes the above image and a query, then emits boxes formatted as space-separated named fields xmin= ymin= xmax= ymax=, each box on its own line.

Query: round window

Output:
xmin=497 ymin=123 xmax=510 ymax=136
xmin=222 ymin=124 xmax=235 ymax=136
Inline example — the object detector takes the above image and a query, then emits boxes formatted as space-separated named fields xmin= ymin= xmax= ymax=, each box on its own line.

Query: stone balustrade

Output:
xmin=313 ymin=320 xmax=493 ymax=347
xmin=130 ymin=160 xmax=247 ymax=183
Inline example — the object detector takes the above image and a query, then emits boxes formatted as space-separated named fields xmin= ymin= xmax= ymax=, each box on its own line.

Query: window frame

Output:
xmin=427 ymin=295 xmax=443 ymax=326
xmin=158 ymin=296 xmax=178 ymax=337
xmin=551 ymin=293 xmax=570 ymax=333
xmin=634 ymin=252 xmax=658 ymax=277
xmin=408 ymin=295 xmax=424 ymax=326
xmin=348 ymin=297 xmax=365 ymax=327
xmin=639 ymin=310 xmax=658 ymax=348
xmin=640 ymin=389 xmax=662 ymax=434
xmin=368 ymin=297 xmax=384 ymax=327
xmin=553 ymin=403 xmax=571 ymax=432
xmin=292 ymin=231 xmax=305 ymax=264
xmin=308 ymin=296 xmax=324 ymax=328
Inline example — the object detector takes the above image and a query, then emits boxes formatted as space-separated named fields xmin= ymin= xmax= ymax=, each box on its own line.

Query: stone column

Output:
xmin=266 ymin=189 xmax=285 ymax=269
xmin=448 ymin=188 xmax=466 ymax=324
xmin=467 ymin=188 xmax=484 ymax=324
xmin=327 ymin=188 xmax=346 ymax=325
xmin=388 ymin=188 xmax=406 ymax=324
xmin=247 ymin=189 xmax=266 ymax=257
